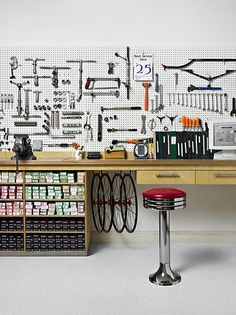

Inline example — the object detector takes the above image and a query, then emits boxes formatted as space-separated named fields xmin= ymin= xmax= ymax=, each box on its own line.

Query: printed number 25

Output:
xmin=136 ymin=63 xmax=151 ymax=75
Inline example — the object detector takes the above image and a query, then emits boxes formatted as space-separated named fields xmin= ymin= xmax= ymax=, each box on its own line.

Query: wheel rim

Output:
xmin=100 ymin=173 xmax=113 ymax=233
xmin=123 ymin=173 xmax=138 ymax=233
xmin=91 ymin=173 xmax=105 ymax=232
xmin=111 ymin=173 xmax=127 ymax=233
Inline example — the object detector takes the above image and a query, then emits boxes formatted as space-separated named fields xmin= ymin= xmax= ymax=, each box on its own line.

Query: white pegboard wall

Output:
xmin=0 ymin=47 xmax=236 ymax=153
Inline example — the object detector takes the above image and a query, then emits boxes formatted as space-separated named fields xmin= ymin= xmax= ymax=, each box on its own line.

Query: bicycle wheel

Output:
xmin=100 ymin=173 xmax=113 ymax=233
xmin=123 ymin=173 xmax=138 ymax=233
xmin=91 ymin=173 xmax=105 ymax=232
xmin=111 ymin=173 xmax=127 ymax=233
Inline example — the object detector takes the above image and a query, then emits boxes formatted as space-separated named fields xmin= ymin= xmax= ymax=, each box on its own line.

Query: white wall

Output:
xmin=1 ymin=0 xmax=236 ymax=234
xmin=1 ymin=0 xmax=236 ymax=47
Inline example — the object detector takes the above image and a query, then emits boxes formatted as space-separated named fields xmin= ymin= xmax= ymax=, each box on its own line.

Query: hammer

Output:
xmin=142 ymin=82 xmax=151 ymax=111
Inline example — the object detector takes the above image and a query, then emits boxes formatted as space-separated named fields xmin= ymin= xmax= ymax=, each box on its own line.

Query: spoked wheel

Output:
xmin=100 ymin=173 xmax=113 ymax=233
xmin=122 ymin=173 xmax=138 ymax=233
xmin=111 ymin=173 xmax=127 ymax=233
xmin=91 ymin=173 xmax=105 ymax=232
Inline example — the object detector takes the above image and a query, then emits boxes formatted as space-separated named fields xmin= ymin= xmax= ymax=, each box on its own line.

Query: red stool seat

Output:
xmin=143 ymin=188 xmax=186 ymax=200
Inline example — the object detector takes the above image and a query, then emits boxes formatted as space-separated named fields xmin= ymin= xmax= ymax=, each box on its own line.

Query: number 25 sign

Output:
xmin=133 ymin=54 xmax=153 ymax=81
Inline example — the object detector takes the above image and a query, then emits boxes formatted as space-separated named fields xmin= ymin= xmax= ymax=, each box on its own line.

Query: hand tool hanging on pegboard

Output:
xmin=22 ymin=74 xmax=51 ymax=87
xmin=162 ymin=58 xmax=236 ymax=70
xmin=66 ymin=59 xmax=96 ymax=102
xmin=115 ymin=46 xmax=131 ymax=99
xmin=100 ymin=106 xmax=141 ymax=112
xmin=142 ymin=82 xmax=151 ymax=111
xmin=10 ymin=80 xmax=29 ymax=117
xmin=9 ymin=56 xmax=19 ymax=79
xmin=83 ymin=90 xmax=120 ymax=101
xmin=97 ymin=114 xmax=103 ymax=142
xmin=85 ymin=77 xmax=120 ymax=90
xmin=40 ymin=66 xmax=71 ymax=88
xmin=25 ymin=58 xmax=45 ymax=74
xmin=112 ymin=138 xmax=153 ymax=145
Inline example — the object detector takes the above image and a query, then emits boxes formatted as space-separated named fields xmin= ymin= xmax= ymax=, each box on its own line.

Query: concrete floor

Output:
xmin=0 ymin=242 xmax=236 ymax=315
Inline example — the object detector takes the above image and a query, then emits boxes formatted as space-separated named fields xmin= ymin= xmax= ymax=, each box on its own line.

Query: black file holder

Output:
xmin=154 ymin=131 xmax=213 ymax=160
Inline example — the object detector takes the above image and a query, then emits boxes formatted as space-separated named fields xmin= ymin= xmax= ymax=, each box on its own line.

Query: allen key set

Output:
xmin=0 ymin=47 xmax=236 ymax=154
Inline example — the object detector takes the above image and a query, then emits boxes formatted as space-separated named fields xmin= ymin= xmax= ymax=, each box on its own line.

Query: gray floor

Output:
xmin=0 ymin=242 xmax=236 ymax=315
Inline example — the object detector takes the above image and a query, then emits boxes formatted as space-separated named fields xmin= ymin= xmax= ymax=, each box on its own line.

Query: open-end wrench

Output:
xmin=172 ymin=93 xmax=176 ymax=104
xmin=194 ymin=94 xmax=197 ymax=108
xmin=167 ymin=93 xmax=171 ymax=106
xmin=177 ymin=93 xmax=180 ymax=105
xmin=198 ymin=94 xmax=202 ymax=110
xmin=202 ymin=94 xmax=206 ymax=111
xmin=219 ymin=94 xmax=223 ymax=114
xmin=215 ymin=94 xmax=220 ymax=113
xmin=207 ymin=94 xmax=211 ymax=111
xmin=190 ymin=94 xmax=193 ymax=108
xmin=185 ymin=94 xmax=189 ymax=107
xmin=84 ymin=111 xmax=92 ymax=142
xmin=181 ymin=93 xmax=185 ymax=106
xmin=150 ymin=99 xmax=155 ymax=113
xmin=211 ymin=94 xmax=215 ymax=112
xmin=141 ymin=115 xmax=147 ymax=134
xmin=224 ymin=93 xmax=228 ymax=112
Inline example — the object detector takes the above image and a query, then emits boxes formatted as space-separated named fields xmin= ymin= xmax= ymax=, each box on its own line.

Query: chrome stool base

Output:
xmin=149 ymin=263 xmax=181 ymax=286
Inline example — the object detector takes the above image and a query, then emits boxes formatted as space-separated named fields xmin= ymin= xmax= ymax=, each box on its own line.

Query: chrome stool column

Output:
xmin=143 ymin=188 xmax=186 ymax=286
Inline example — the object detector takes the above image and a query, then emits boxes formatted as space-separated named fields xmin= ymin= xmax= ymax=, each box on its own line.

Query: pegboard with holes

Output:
xmin=0 ymin=47 xmax=236 ymax=153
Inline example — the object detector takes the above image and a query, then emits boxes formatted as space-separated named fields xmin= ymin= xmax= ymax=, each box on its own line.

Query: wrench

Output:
xmin=224 ymin=93 xmax=228 ymax=112
xmin=211 ymin=94 xmax=215 ymax=112
xmin=190 ymin=94 xmax=193 ymax=108
xmin=198 ymin=94 xmax=202 ymax=110
xmin=150 ymin=99 xmax=155 ymax=113
xmin=194 ymin=94 xmax=197 ymax=109
xmin=181 ymin=93 xmax=185 ymax=106
xmin=219 ymin=94 xmax=223 ymax=114
xmin=177 ymin=93 xmax=180 ymax=105
xmin=141 ymin=115 xmax=147 ymax=135
xmin=207 ymin=94 xmax=211 ymax=111
xmin=202 ymin=94 xmax=206 ymax=111
xmin=185 ymin=94 xmax=189 ymax=107
xmin=84 ymin=111 xmax=92 ymax=142
xmin=215 ymin=94 xmax=220 ymax=113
